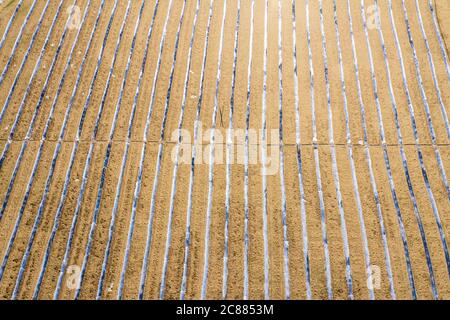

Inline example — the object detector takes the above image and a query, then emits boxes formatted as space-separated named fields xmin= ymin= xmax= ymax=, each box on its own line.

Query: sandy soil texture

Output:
xmin=0 ymin=0 xmax=449 ymax=300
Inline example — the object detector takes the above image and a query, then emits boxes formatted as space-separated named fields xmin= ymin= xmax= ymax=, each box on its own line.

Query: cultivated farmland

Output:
xmin=0 ymin=0 xmax=449 ymax=300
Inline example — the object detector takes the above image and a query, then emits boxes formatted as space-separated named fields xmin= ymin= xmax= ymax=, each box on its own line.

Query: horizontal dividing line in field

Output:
xmin=0 ymin=138 xmax=448 ymax=148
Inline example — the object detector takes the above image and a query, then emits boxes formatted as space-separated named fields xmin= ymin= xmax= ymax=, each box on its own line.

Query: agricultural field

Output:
xmin=0 ymin=0 xmax=449 ymax=300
